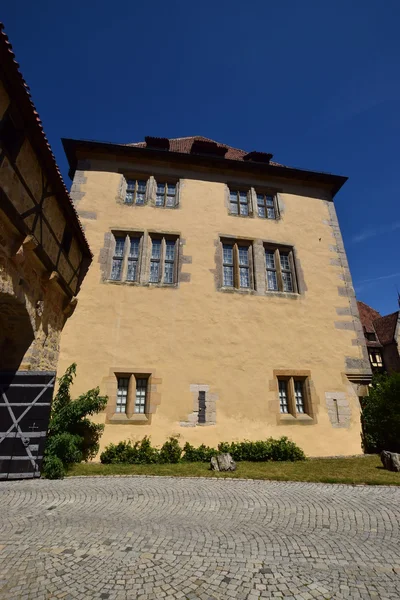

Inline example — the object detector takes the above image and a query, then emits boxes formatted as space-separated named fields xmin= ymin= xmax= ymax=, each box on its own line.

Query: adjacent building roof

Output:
xmin=357 ymin=300 xmax=399 ymax=347
xmin=0 ymin=23 xmax=91 ymax=258
xmin=357 ymin=301 xmax=381 ymax=333
xmin=374 ymin=311 xmax=399 ymax=346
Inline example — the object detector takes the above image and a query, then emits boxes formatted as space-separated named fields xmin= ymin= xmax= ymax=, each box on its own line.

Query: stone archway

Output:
xmin=0 ymin=292 xmax=35 ymax=372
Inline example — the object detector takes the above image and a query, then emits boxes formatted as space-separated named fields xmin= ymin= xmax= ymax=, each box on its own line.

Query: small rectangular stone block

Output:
xmin=334 ymin=321 xmax=355 ymax=331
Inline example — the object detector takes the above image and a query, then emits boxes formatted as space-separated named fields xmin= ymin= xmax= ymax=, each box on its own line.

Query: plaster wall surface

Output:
xmin=58 ymin=158 xmax=370 ymax=456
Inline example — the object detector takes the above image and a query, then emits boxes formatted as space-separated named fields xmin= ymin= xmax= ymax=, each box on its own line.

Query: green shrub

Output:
xmin=361 ymin=373 xmax=400 ymax=453
xmin=182 ymin=442 xmax=217 ymax=462
xmin=137 ymin=436 xmax=159 ymax=463
xmin=218 ymin=437 xmax=305 ymax=462
xmin=159 ymin=437 xmax=182 ymax=463
xmin=42 ymin=455 xmax=64 ymax=480
xmin=43 ymin=364 xmax=108 ymax=479
xmin=100 ymin=436 xmax=305 ymax=464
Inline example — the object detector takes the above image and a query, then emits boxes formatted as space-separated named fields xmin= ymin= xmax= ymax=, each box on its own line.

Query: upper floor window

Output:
xmin=222 ymin=240 xmax=253 ymax=289
xmin=149 ymin=235 xmax=179 ymax=284
xmin=111 ymin=236 xmax=126 ymax=281
xmin=156 ymin=182 xmax=177 ymax=207
xmin=229 ymin=189 xmax=249 ymax=216
xmin=110 ymin=234 xmax=143 ymax=282
xmin=365 ymin=332 xmax=377 ymax=342
xmin=278 ymin=376 xmax=309 ymax=416
xmin=256 ymin=193 xmax=278 ymax=219
xmin=265 ymin=246 xmax=297 ymax=293
xmin=125 ymin=179 xmax=147 ymax=205
xmin=369 ymin=350 xmax=383 ymax=369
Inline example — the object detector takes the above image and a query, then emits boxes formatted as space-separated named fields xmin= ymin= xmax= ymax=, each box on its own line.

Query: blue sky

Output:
xmin=3 ymin=1 xmax=400 ymax=315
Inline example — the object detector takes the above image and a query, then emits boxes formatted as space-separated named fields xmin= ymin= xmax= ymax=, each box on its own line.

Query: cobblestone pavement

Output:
xmin=0 ymin=477 xmax=399 ymax=600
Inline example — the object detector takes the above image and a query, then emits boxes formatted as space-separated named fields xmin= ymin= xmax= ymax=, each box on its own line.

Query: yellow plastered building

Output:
xmin=58 ymin=135 xmax=371 ymax=457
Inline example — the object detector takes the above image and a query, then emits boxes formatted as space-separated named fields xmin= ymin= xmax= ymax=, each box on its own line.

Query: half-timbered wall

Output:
xmin=0 ymin=69 xmax=87 ymax=375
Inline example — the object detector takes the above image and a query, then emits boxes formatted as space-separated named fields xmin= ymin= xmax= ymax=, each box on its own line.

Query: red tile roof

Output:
xmin=0 ymin=23 xmax=91 ymax=256
xmin=357 ymin=301 xmax=381 ymax=333
xmin=373 ymin=312 xmax=399 ymax=346
xmin=127 ymin=136 xmax=283 ymax=166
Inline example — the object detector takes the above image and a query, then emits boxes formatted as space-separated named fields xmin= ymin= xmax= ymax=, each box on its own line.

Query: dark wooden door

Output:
xmin=0 ymin=371 xmax=55 ymax=479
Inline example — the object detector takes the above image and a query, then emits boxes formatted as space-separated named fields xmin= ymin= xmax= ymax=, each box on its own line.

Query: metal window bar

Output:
xmin=116 ymin=377 xmax=129 ymax=413
xmin=134 ymin=378 xmax=147 ymax=414
xmin=164 ymin=240 xmax=176 ymax=283
xmin=265 ymin=249 xmax=278 ymax=291
xmin=149 ymin=238 xmax=162 ymax=282
xmin=294 ymin=380 xmax=305 ymax=413
xmin=238 ymin=245 xmax=250 ymax=288
xmin=125 ymin=179 xmax=147 ymax=205
xmin=279 ymin=380 xmax=289 ymax=413
xmin=280 ymin=251 xmax=293 ymax=292
xmin=126 ymin=237 xmax=140 ymax=282
xmin=222 ymin=243 xmax=234 ymax=287
xmin=111 ymin=236 xmax=125 ymax=280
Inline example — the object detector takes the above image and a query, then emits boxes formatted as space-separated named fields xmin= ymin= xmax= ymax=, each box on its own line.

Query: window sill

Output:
xmin=279 ymin=413 xmax=314 ymax=424
xmin=219 ymin=287 xmax=256 ymax=295
xmin=109 ymin=413 xmax=149 ymax=424
xmin=265 ymin=291 xmax=299 ymax=299
xmin=228 ymin=213 xmax=254 ymax=218
xmin=105 ymin=280 xmax=178 ymax=288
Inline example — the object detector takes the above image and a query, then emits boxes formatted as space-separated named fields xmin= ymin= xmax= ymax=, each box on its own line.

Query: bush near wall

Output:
xmin=361 ymin=373 xmax=400 ymax=454
xmin=99 ymin=436 xmax=306 ymax=465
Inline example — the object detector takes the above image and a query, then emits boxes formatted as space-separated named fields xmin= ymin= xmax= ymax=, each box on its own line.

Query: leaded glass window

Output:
xmin=156 ymin=182 xmax=177 ymax=207
xmin=134 ymin=378 xmax=148 ymax=414
xmin=280 ymin=251 xmax=293 ymax=292
xmin=265 ymin=246 xmax=297 ymax=293
xmin=111 ymin=236 xmax=125 ymax=280
xmin=223 ymin=243 xmax=234 ymax=287
xmin=257 ymin=193 xmax=277 ymax=219
xmin=126 ymin=237 xmax=140 ymax=282
xmin=229 ymin=189 xmax=249 ymax=216
xmin=164 ymin=240 xmax=176 ymax=284
xmin=150 ymin=239 xmax=161 ymax=282
xmin=116 ymin=377 xmax=129 ymax=413
xmin=125 ymin=179 xmax=147 ymax=205
xmin=279 ymin=380 xmax=289 ymax=413
xmin=238 ymin=246 xmax=250 ymax=288
xmin=277 ymin=376 xmax=310 ymax=417
xmin=294 ymin=380 xmax=305 ymax=413
xmin=265 ymin=250 xmax=278 ymax=291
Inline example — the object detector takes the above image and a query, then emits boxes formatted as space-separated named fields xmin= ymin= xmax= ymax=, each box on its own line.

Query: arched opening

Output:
xmin=0 ymin=293 xmax=35 ymax=372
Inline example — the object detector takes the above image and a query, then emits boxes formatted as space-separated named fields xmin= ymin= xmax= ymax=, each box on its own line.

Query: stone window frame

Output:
xmin=118 ymin=174 xmax=180 ymax=208
xmin=108 ymin=372 xmax=152 ymax=423
xmin=228 ymin=186 xmax=252 ymax=217
xmin=154 ymin=179 xmax=180 ymax=208
xmin=148 ymin=233 xmax=180 ymax=286
xmin=369 ymin=349 xmax=383 ymax=369
xmin=109 ymin=231 xmax=144 ymax=283
xmin=255 ymin=189 xmax=280 ymax=220
xmin=125 ymin=178 xmax=148 ymax=206
xmin=104 ymin=230 xmax=182 ymax=288
xmin=264 ymin=242 xmax=298 ymax=294
xmin=273 ymin=370 xmax=315 ymax=424
xmin=219 ymin=237 xmax=255 ymax=292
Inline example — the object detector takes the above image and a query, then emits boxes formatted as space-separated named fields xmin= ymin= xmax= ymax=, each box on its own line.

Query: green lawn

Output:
xmin=67 ymin=455 xmax=400 ymax=486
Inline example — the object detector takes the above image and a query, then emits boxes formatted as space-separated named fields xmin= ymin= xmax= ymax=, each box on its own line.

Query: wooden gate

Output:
xmin=0 ymin=371 xmax=54 ymax=479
